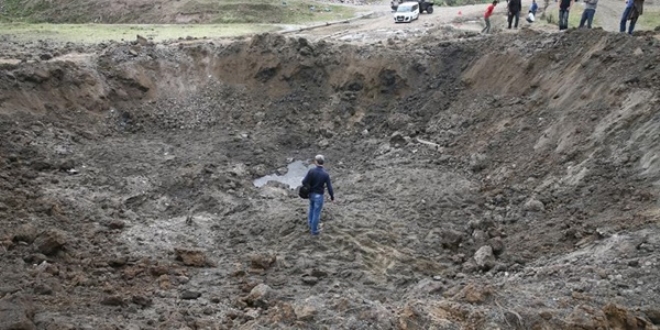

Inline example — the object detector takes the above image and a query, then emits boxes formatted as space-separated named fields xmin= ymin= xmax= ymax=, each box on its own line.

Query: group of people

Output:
xmin=482 ymin=0 xmax=645 ymax=34
xmin=482 ymin=0 xmax=538 ymax=33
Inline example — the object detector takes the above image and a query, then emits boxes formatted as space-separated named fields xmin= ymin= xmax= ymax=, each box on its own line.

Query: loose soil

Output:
xmin=1 ymin=25 xmax=660 ymax=330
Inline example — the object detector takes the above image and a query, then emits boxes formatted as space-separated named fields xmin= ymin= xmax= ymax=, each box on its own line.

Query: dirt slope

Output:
xmin=1 ymin=30 xmax=660 ymax=329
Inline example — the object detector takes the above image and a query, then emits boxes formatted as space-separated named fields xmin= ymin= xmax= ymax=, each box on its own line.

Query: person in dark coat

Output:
xmin=507 ymin=0 xmax=522 ymax=28
xmin=620 ymin=0 xmax=644 ymax=34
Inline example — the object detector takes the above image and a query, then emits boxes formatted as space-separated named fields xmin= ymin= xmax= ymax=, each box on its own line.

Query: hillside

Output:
xmin=0 ymin=0 xmax=357 ymax=23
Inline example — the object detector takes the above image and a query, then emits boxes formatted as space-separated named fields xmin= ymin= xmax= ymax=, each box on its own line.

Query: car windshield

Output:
xmin=397 ymin=5 xmax=413 ymax=12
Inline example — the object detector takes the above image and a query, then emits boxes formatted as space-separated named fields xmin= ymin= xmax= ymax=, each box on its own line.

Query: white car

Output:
xmin=393 ymin=1 xmax=420 ymax=23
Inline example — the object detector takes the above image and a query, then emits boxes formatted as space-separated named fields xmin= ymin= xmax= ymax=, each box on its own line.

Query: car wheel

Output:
xmin=427 ymin=6 xmax=433 ymax=14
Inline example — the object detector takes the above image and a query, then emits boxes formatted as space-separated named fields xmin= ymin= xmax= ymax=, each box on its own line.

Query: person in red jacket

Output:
xmin=482 ymin=0 xmax=498 ymax=34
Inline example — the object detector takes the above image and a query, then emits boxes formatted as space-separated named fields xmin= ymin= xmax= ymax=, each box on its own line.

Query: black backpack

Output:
xmin=298 ymin=184 xmax=310 ymax=199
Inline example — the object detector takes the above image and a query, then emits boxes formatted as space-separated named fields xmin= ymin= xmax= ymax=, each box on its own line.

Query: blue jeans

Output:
xmin=308 ymin=193 xmax=324 ymax=235
xmin=559 ymin=9 xmax=569 ymax=30
xmin=620 ymin=6 xmax=637 ymax=34
xmin=579 ymin=9 xmax=595 ymax=28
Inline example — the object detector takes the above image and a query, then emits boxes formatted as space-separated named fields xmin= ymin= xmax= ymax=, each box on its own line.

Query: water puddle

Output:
xmin=253 ymin=160 xmax=314 ymax=189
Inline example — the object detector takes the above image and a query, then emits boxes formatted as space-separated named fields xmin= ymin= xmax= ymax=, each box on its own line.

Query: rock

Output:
xmin=469 ymin=153 xmax=488 ymax=172
xmin=389 ymin=131 xmax=407 ymax=145
xmin=472 ymin=229 xmax=488 ymax=246
xmin=602 ymin=304 xmax=638 ymax=329
xmin=174 ymin=247 xmax=211 ymax=267
xmin=131 ymin=295 xmax=152 ymax=308
xmin=23 ymin=254 xmax=47 ymax=265
xmin=440 ymin=229 xmax=464 ymax=250
xmin=149 ymin=265 xmax=169 ymax=276
xmin=461 ymin=261 xmax=478 ymax=273
xmin=180 ymin=290 xmax=201 ymax=300
xmin=244 ymin=308 xmax=260 ymax=320
xmin=176 ymin=276 xmax=190 ymax=284
xmin=642 ymin=306 xmax=660 ymax=325
xmin=524 ymin=198 xmax=545 ymax=212
xmin=108 ymin=256 xmax=128 ymax=267
xmin=33 ymin=284 xmax=53 ymax=296
xmin=474 ymin=245 xmax=496 ymax=271
xmin=12 ymin=224 xmax=38 ymax=244
xmin=128 ymin=49 xmax=138 ymax=57
xmin=33 ymin=229 xmax=68 ymax=256
xmin=456 ymin=283 xmax=493 ymax=304
xmin=106 ymin=220 xmax=125 ymax=230
xmin=39 ymin=53 xmax=53 ymax=61
xmin=0 ymin=294 xmax=35 ymax=330
xmin=136 ymin=34 xmax=148 ymax=46
xmin=489 ymin=237 xmax=505 ymax=255
xmin=294 ymin=305 xmax=317 ymax=321
xmin=539 ymin=309 xmax=554 ymax=320
xmin=246 ymin=284 xmax=272 ymax=308
xmin=249 ymin=253 xmax=276 ymax=270
xmin=301 ymin=276 xmax=318 ymax=286
xmin=100 ymin=295 xmax=124 ymax=306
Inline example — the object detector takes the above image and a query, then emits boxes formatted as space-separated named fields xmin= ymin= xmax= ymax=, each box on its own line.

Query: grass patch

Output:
xmin=0 ymin=23 xmax=280 ymax=43
xmin=639 ymin=7 xmax=660 ymax=30
xmin=0 ymin=0 xmax=357 ymax=24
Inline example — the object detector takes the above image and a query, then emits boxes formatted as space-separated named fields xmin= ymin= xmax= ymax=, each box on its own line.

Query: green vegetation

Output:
xmin=0 ymin=0 xmax=357 ymax=24
xmin=638 ymin=7 xmax=660 ymax=30
xmin=541 ymin=4 xmax=599 ymax=29
xmin=0 ymin=23 xmax=280 ymax=43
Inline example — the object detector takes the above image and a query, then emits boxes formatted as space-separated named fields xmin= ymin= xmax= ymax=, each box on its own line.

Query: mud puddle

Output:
xmin=253 ymin=160 xmax=314 ymax=189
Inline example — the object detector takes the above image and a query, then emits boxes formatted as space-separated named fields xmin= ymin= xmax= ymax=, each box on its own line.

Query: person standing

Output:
xmin=620 ymin=0 xmax=644 ymax=34
xmin=482 ymin=0 xmax=498 ymax=33
xmin=579 ymin=0 xmax=598 ymax=28
xmin=559 ymin=0 xmax=572 ymax=30
xmin=301 ymin=155 xmax=335 ymax=236
xmin=508 ymin=0 xmax=522 ymax=28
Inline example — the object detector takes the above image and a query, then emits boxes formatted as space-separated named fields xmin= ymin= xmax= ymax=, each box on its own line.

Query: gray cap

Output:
xmin=315 ymin=154 xmax=325 ymax=165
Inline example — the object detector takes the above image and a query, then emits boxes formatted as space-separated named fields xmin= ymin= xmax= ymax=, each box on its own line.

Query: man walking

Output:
xmin=482 ymin=0 xmax=498 ymax=34
xmin=507 ymin=0 xmax=522 ymax=29
xmin=558 ymin=0 xmax=572 ymax=30
xmin=302 ymin=155 xmax=334 ymax=236
xmin=579 ymin=0 xmax=598 ymax=28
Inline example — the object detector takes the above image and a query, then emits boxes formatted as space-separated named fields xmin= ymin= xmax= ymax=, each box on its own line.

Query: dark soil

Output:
xmin=1 ymin=29 xmax=660 ymax=329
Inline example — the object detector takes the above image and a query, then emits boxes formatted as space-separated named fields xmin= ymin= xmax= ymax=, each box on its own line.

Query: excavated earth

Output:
xmin=1 ymin=29 xmax=660 ymax=330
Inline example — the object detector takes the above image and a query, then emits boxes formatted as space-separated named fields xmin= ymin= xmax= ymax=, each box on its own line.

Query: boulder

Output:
xmin=180 ymin=290 xmax=201 ymax=300
xmin=643 ymin=306 xmax=660 ymax=325
xmin=33 ymin=229 xmax=68 ymax=256
xmin=389 ymin=131 xmax=408 ymax=145
xmin=174 ymin=247 xmax=211 ymax=267
xmin=440 ymin=229 xmax=464 ymax=250
xmin=100 ymin=295 xmax=124 ymax=306
xmin=294 ymin=305 xmax=317 ymax=321
xmin=489 ymin=237 xmax=505 ymax=255
xmin=474 ymin=245 xmax=496 ymax=271
xmin=246 ymin=284 xmax=272 ymax=308
xmin=524 ymin=198 xmax=545 ymax=212
xmin=249 ymin=253 xmax=276 ymax=270
xmin=12 ymin=224 xmax=38 ymax=244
